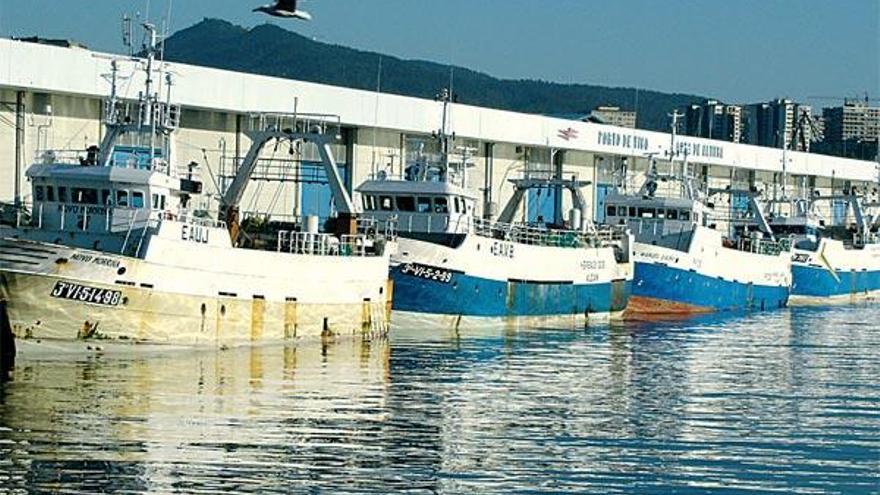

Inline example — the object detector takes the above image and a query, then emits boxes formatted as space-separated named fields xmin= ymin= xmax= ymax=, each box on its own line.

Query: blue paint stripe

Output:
xmin=391 ymin=265 xmax=631 ymax=317
xmin=792 ymin=264 xmax=880 ymax=297
xmin=633 ymin=261 xmax=789 ymax=312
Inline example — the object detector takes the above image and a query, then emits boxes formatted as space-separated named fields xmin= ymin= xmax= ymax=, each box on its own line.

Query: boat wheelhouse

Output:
xmin=0 ymin=23 xmax=393 ymax=349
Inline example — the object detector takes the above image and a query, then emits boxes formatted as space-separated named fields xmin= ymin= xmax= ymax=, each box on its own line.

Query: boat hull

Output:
xmin=627 ymin=227 xmax=791 ymax=315
xmin=0 ymin=238 xmax=391 ymax=348
xmin=630 ymin=260 xmax=790 ymax=314
xmin=389 ymin=234 xmax=633 ymax=324
xmin=790 ymin=240 xmax=880 ymax=303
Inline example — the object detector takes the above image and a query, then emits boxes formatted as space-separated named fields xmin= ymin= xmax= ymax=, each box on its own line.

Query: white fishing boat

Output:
xmin=0 ymin=23 xmax=393 ymax=350
xmin=603 ymin=114 xmax=791 ymax=315
xmin=356 ymin=90 xmax=633 ymax=328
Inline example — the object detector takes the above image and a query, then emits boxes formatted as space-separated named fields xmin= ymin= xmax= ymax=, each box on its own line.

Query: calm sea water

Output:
xmin=1 ymin=305 xmax=878 ymax=494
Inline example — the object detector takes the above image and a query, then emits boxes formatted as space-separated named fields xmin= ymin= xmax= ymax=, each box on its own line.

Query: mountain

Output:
xmin=161 ymin=19 xmax=708 ymax=131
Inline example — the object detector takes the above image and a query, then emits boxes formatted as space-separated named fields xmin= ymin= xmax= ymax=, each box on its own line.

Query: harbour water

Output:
xmin=0 ymin=306 xmax=878 ymax=494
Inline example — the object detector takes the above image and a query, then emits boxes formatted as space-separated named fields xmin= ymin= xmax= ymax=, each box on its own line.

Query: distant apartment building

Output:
xmin=821 ymin=99 xmax=880 ymax=160
xmin=741 ymin=99 xmax=813 ymax=151
xmin=586 ymin=106 xmax=637 ymax=128
xmin=811 ymin=114 xmax=825 ymax=144
xmin=683 ymin=100 xmax=743 ymax=142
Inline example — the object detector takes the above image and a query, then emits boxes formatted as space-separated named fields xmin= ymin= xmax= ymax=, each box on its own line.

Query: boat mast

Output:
xmin=434 ymin=87 xmax=454 ymax=179
xmin=94 ymin=17 xmax=177 ymax=173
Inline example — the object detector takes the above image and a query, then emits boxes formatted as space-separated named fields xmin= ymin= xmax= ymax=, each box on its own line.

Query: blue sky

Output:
xmin=0 ymin=0 xmax=877 ymax=104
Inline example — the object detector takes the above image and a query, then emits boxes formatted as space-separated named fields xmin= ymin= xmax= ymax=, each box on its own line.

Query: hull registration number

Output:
xmin=399 ymin=263 xmax=454 ymax=284
xmin=50 ymin=281 xmax=123 ymax=306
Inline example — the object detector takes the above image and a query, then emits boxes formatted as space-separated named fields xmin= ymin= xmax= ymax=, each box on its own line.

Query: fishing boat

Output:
xmin=356 ymin=90 xmax=633 ymax=327
xmin=603 ymin=115 xmax=791 ymax=315
xmin=761 ymin=190 xmax=880 ymax=303
xmin=0 ymin=23 xmax=393 ymax=349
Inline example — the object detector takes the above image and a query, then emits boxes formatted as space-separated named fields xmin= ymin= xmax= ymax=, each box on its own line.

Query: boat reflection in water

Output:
xmin=1 ymin=306 xmax=878 ymax=493
xmin=0 ymin=337 xmax=391 ymax=493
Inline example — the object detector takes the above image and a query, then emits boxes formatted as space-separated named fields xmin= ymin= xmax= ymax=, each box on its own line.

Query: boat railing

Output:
xmin=357 ymin=216 xmax=397 ymax=241
xmin=159 ymin=211 xmax=227 ymax=230
xmin=471 ymin=217 xmax=626 ymax=249
xmin=32 ymin=148 xmax=172 ymax=175
xmin=17 ymin=203 xmax=226 ymax=236
xmin=35 ymin=149 xmax=87 ymax=164
xmin=732 ymin=236 xmax=791 ymax=256
xmin=275 ymin=231 xmax=371 ymax=257
xmin=247 ymin=111 xmax=342 ymax=137
xmin=17 ymin=203 xmax=154 ymax=233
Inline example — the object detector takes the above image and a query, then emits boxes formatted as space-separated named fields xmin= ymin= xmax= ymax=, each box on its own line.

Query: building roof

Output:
xmin=0 ymin=37 xmax=877 ymax=183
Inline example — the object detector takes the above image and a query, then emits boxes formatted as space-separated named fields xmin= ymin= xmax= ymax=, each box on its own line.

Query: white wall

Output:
xmin=1 ymin=38 xmax=876 ymax=184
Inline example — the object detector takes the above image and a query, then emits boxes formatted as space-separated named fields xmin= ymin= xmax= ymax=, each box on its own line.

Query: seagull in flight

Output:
xmin=253 ymin=0 xmax=313 ymax=20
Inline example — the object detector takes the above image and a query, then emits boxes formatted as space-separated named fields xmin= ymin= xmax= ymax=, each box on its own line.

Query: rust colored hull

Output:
xmin=624 ymin=295 xmax=714 ymax=321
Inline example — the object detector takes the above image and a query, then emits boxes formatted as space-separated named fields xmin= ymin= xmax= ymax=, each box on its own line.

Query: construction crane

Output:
xmin=807 ymin=92 xmax=880 ymax=105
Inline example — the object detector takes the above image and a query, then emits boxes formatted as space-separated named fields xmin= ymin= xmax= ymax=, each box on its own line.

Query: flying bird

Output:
xmin=253 ymin=0 xmax=313 ymax=20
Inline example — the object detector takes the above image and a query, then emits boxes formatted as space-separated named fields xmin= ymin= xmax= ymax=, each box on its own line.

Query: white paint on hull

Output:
xmin=633 ymin=226 xmax=791 ymax=288
xmin=0 ymin=237 xmax=391 ymax=346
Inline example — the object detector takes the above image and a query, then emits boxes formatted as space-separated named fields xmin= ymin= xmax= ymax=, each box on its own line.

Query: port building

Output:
xmin=1 ymin=38 xmax=877 ymax=229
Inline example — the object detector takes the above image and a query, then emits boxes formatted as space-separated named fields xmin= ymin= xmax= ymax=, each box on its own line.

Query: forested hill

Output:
xmin=161 ymin=19 xmax=708 ymax=131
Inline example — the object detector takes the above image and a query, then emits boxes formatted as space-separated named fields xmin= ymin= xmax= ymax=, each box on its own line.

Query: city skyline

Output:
xmin=0 ymin=0 xmax=877 ymax=105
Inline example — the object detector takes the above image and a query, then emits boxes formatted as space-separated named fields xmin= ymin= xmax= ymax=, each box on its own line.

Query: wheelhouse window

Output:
xmin=152 ymin=193 xmax=160 ymax=210
xmin=680 ymin=210 xmax=691 ymax=221
xmin=606 ymin=205 xmax=616 ymax=217
xmin=396 ymin=196 xmax=416 ymax=212
xmin=72 ymin=188 xmax=98 ymax=205
xmin=102 ymin=189 xmax=111 ymax=205
xmin=667 ymin=209 xmax=679 ymax=220
xmin=637 ymin=207 xmax=655 ymax=218
xmin=132 ymin=191 xmax=145 ymax=209
xmin=417 ymin=197 xmax=432 ymax=213
xmin=58 ymin=187 xmax=68 ymax=203
xmin=34 ymin=186 xmax=44 ymax=201
xmin=617 ymin=206 xmax=627 ymax=216
xmin=379 ymin=195 xmax=393 ymax=211
xmin=434 ymin=197 xmax=449 ymax=213
xmin=116 ymin=190 xmax=129 ymax=207
xmin=628 ymin=206 xmax=637 ymax=217
xmin=46 ymin=186 xmax=55 ymax=202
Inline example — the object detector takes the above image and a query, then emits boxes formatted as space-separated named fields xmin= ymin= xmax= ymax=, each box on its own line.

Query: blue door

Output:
xmin=731 ymin=191 xmax=750 ymax=221
xmin=527 ymin=186 xmax=556 ymax=224
xmin=832 ymin=199 xmax=847 ymax=225
xmin=299 ymin=163 xmax=350 ymax=221
xmin=595 ymin=184 xmax=614 ymax=223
